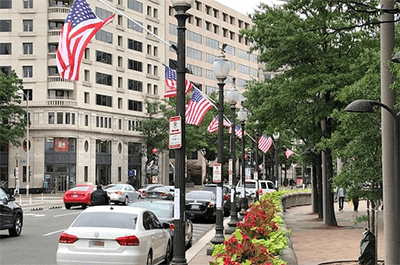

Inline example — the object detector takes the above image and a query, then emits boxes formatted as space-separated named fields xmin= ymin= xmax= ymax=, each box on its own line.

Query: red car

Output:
xmin=63 ymin=185 xmax=94 ymax=209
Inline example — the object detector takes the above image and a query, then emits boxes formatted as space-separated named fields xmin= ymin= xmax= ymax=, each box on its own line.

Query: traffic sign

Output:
xmin=169 ymin=116 xmax=182 ymax=149
xmin=213 ymin=163 xmax=222 ymax=183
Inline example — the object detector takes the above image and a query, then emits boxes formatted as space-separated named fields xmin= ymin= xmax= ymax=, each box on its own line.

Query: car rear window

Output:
xmin=72 ymin=212 xmax=137 ymax=229
xmin=132 ymin=202 xmax=173 ymax=218
xmin=70 ymin=186 xmax=90 ymax=191
xmin=106 ymin=184 xmax=123 ymax=190
xmin=186 ymin=191 xmax=213 ymax=200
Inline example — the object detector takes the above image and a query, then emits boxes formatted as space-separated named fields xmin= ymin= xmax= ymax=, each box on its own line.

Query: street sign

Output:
xmin=213 ymin=163 xmax=222 ymax=183
xmin=169 ymin=116 xmax=182 ymax=149
xmin=228 ymin=159 xmax=232 ymax=186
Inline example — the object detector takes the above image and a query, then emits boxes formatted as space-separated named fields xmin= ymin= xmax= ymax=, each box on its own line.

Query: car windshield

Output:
xmin=105 ymin=184 xmax=123 ymax=190
xmin=153 ymin=186 xmax=173 ymax=192
xmin=202 ymin=186 xmax=216 ymax=192
xmin=238 ymin=182 xmax=256 ymax=189
xmin=186 ymin=191 xmax=213 ymax=200
xmin=70 ymin=186 xmax=90 ymax=191
xmin=131 ymin=202 xmax=173 ymax=218
xmin=72 ymin=212 xmax=137 ymax=229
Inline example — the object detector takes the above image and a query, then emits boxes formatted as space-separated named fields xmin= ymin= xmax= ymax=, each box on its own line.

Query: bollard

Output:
xmin=41 ymin=193 xmax=44 ymax=201
xmin=29 ymin=196 xmax=32 ymax=204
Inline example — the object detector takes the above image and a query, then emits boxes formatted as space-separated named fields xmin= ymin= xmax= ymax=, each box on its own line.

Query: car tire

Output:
xmin=124 ymin=196 xmax=129 ymax=206
xmin=9 ymin=214 xmax=22 ymax=237
xmin=82 ymin=204 xmax=87 ymax=209
xmin=146 ymin=251 xmax=153 ymax=265
xmin=65 ymin=204 xmax=71 ymax=209
xmin=164 ymin=241 xmax=171 ymax=264
xmin=187 ymin=237 xmax=193 ymax=249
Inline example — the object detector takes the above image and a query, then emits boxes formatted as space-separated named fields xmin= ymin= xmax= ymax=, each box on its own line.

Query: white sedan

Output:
xmin=56 ymin=206 xmax=171 ymax=265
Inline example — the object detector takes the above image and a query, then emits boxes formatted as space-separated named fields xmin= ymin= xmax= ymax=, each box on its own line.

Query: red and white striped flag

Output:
xmin=285 ymin=149 xmax=295 ymax=159
xmin=56 ymin=0 xmax=114 ymax=80
xmin=164 ymin=66 xmax=193 ymax=98
xmin=228 ymin=124 xmax=246 ymax=139
xmin=185 ymin=88 xmax=213 ymax=126
xmin=258 ymin=135 xmax=273 ymax=153
xmin=207 ymin=115 xmax=230 ymax=133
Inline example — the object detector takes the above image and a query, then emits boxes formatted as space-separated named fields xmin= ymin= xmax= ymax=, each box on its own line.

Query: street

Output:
xmin=0 ymin=195 xmax=216 ymax=265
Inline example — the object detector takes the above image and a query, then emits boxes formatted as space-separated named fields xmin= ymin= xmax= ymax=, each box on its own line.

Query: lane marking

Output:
xmin=53 ymin=212 xmax=80 ymax=218
xmin=43 ymin=229 xmax=65 ymax=237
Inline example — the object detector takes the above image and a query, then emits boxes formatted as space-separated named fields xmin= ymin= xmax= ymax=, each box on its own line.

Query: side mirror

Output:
xmin=162 ymin=222 xmax=170 ymax=229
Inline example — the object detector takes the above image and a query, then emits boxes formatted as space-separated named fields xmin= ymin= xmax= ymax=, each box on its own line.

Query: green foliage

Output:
xmin=0 ymin=70 xmax=26 ymax=146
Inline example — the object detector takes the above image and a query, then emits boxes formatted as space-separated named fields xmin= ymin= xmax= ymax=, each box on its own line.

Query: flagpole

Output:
xmin=97 ymin=0 xmax=172 ymax=47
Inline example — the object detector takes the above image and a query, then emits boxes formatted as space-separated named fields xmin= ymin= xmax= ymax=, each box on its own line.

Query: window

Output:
xmin=65 ymin=113 xmax=71 ymax=124
xmin=24 ymin=0 xmax=33 ymax=8
xmin=118 ymin=119 xmax=122 ymax=129
xmin=153 ymin=85 xmax=158 ymax=95
xmin=23 ymin=43 xmax=33 ymax=54
xmin=187 ymin=47 xmax=202 ymax=61
xmin=118 ymin=167 xmax=122 ymax=182
xmin=153 ymin=8 xmax=158 ymax=18
xmin=84 ymin=166 xmax=88 ymax=182
xmin=187 ymin=64 xmax=202 ymax=77
xmin=48 ymin=90 xmax=70 ymax=99
xmin=48 ymin=112 xmax=55 ymax=124
xmin=0 ymin=20 xmax=11 ymax=32
xmin=238 ymin=64 xmax=250 ymax=75
xmin=49 ymin=21 xmax=64 ymax=29
xmin=127 ymin=19 xmax=143 ymax=33
xmin=85 ymin=114 xmax=89 ymax=126
xmin=95 ymin=30 xmax=113 ymax=44
xmin=205 ymin=53 xmax=216 ymax=64
xmin=23 ymin=66 xmax=33 ymax=78
xmin=84 ymin=92 xmax=89 ymax=103
xmin=128 ymin=100 xmax=143 ymax=111
xmin=96 ymin=72 xmax=112 ymax=86
xmin=169 ymin=23 xmax=177 ymax=35
xmin=22 ymin=89 xmax=33 ymax=101
xmin=96 ymin=50 xmax=112 ymax=64
xmin=117 ymin=15 xmax=123 ymax=26
xmin=117 ymin=35 xmax=123 ymax=46
xmin=48 ymin=43 xmax=58 ymax=53
xmin=127 ymin=0 xmax=143 ymax=13
xmin=84 ymin=48 xmax=90 ymax=59
xmin=0 ymin=66 xmax=11 ymax=75
xmin=0 ymin=0 xmax=11 ymax=9
xmin=118 ymin=76 xmax=123 ymax=88
xmin=238 ymin=49 xmax=250 ymax=60
xmin=187 ymin=30 xmax=202 ymax=44
xmin=127 ymin=59 xmax=142 ymax=72
xmin=48 ymin=66 xmax=58 ymax=76
xmin=205 ymin=37 xmax=219 ymax=50
xmin=0 ymin=43 xmax=11 ymax=55
xmin=128 ymin=79 xmax=143 ymax=92
xmin=195 ymin=17 xmax=201 ymax=27
xmin=96 ymin=7 xmax=113 ymax=20
xmin=84 ymin=70 xmax=90 ymax=81
xmin=96 ymin=94 xmax=112 ymax=107
xmin=57 ymin=112 xmax=63 ymax=124
xmin=23 ymin=20 xmax=33 ymax=32
xmin=127 ymin=39 xmax=143 ymax=52
xmin=118 ymin=98 xmax=122 ymax=109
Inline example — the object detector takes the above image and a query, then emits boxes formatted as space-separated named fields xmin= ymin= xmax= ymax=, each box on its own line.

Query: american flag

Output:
xmin=207 ymin=115 xmax=230 ymax=133
xmin=185 ymin=88 xmax=213 ymax=126
xmin=228 ymin=124 xmax=246 ymax=139
xmin=164 ymin=66 xmax=193 ymax=98
xmin=258 ymin=135 xmax=273 ymax=153
xmin=56 ymin=0 xmax=114 ymax=81
xmin=285 ymin=149 xmax=295 ymax=158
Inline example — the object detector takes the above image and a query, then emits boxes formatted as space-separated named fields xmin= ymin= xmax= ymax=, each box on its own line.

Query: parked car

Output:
xmin=0 ymin=187 xmax=23 ymax=237
xmin=63 ymin=184 xmax=94 ymax=209
xmin=202 ymin=184 xmax=231 ymax=216
xmin=185 ymin=190 xmax=216 ymax=221
xmin=129 ymin=200 xmax=193 ymax=248
xmin=104 ymin=184 xmax=140 ymax=205
xmin=138 ymin=184 xmax=163 ymax=198
xmin=236 ymin=179 xmax=276 ymax=199
xmin=141 ymin=185 xmax=174 ymax=200
xmin=56 ymin=206 xmax=171 ymax=265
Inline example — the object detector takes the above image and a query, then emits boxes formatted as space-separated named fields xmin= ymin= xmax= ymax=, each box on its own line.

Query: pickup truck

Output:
xmin=236 ymin=179 xmax=276 ymax=199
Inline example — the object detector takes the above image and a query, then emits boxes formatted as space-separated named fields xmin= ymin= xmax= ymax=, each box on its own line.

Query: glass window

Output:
xmin=127 ymin=19 xmax=143 ymax=33
xmin=23 ymin=66 xmax=33 ymax=78
xmin=96 ymin=72 xmax=112 ymax=86
xmin=127 ymin=39 xmax=143 ymax=52
xmin=48 ymin=112 xmax=55 ymax=124
xmin=23 ymin=20 xmax=33 ymax=32
xmin=128 ymin=79 xmax=143 ymax=92
xmin=128 ymin=100 xmax=143 ymax=112
xmin=127 ymin=59 xmax=142 ymax=72
xmin=95 ymin=30 xmax=113 ymax=44
xmin=95 ymin=7 xmax=113 ymax=20
xmin=57 ymin=112 xmax=63 ymax=124
xmin=96 ymin=50 xmax=112 ymax=65
xmin=127 ymin=0 xmax=142 ymax=13
xmin=85 ymin=115 xmax=89 ymax=126
xmin=23 ymin=43 xmax=33 ymax=54
xmin=23 ymin=0 xmax=33 ymax=8
xmin=0 ymin=0 xmax=12 ymax=9
xmin=72 ymin=212 xmax=137 ymax=229
xmin=96 ymin=94 xmax=112 ymax=107
xmin=0 ymin=43 xmax=11 ymax=55
xmin=0 ymin=20 xmax=11 ymax=32
xmin=48 ymin=43 xmax=58 ymax=53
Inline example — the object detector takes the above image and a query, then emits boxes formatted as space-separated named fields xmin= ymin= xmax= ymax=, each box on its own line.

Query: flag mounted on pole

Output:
xmin=258 ymin=135 xmax=273 ymax=153
xmin=207 ymin=115 xmax=230 ymax=133
xmin=285 ymin=149 xmax=295 ymax=158
xmin=164 ymin=66 xmax=193 ymax=98
xmin=185 ymin=88 xmax=213 ymax=126
xmin=56 ymin=0 xmax=114 ymax=81
xmin=228 ymin=124 xmax=246 ymax=139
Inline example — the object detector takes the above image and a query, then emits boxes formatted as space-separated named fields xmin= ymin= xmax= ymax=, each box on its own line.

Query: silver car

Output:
xmin=104 ymin=184 xmax=140 ymax=205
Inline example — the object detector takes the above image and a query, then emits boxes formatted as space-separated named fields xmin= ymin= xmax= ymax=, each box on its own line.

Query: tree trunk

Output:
xmin=324 ymin=148 xmax=337 ymax=226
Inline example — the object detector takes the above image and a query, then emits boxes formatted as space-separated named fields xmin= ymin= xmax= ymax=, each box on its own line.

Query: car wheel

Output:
xmin=65 ymin=203 xmax=71 ymax=209
xmin=9 ymin=214 xmax=22 ymax=237
xmin=164 ymin=241 xmax=171 ymax=264
xmin=187 ymin=237 xmax=193 ymax=249
xmin=146 ymin=251 xmax=153 ymax=265
xmin=124 ymin=197 xmax=129 ymax=206
xmin=82 ymin=204 xmax=87 ymax=209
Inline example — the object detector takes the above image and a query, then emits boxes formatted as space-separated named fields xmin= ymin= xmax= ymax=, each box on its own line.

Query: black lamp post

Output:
xmin=273 ymin=132 xmax=280 ymax=190
xmin=207 ymin=46 xmax=231 ymax=255
xmin=225 ymin=80 xmax=240 ymax=234
xmin=238 ymin=107 xmax=248 ymax=221
xmin=170 ymin=0 xmax=192 ymax=264
xmin=345 ymin=99 xmax=400 ymax=262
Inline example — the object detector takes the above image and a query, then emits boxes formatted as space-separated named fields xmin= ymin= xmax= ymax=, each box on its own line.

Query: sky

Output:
xmin=214 ymin=0 xmax=284 ymax=15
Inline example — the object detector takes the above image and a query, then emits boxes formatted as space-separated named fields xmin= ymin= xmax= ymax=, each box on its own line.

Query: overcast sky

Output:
xmin=214 ymin=0 xmax=284 ymax=15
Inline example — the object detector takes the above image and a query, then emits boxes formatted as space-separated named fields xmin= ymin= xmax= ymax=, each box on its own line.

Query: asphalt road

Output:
xmin=0 ymin=196 xmax=215 ymax=265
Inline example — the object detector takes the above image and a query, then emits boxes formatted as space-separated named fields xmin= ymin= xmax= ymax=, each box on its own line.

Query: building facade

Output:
xmin=0 ymin=0 xmax=259 ymax=193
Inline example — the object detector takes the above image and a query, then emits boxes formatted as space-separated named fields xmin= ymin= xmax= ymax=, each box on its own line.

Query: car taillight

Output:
xmin=116 ymin=235 xmax=140 ymax=246
xmin=161 ymin=193 xmax=169 ymax=196
xmin=208 ymin=202 xmax=214 ymax=208
xmin=258 ymin=189 xmax=262 ymax=195
xmin=59 ymin=232 xmax=78 ymax=244
xmin=224 ymin=194 xmax=230 ymax=201
xmin=142 ymin=192 xmax=148 ymax=197
xmin=169 ymin=223 xmax=175 ymax=230
xmin=116 ymin=191 xmax=122 ymax=195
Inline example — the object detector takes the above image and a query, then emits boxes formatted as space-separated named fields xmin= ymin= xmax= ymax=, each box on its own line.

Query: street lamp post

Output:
xmin=345 ymin=99 xmax=400 ymax=262
xmin=170 ymin=0 xmax=193 ymax=264
xmin=273 ymin=132 xmax=280 ymax=190
xmin=18 ymin=90 xmax=30 ymax=196
xmin=225 ymin=80 xmax=240 ymax=234
xmin=207 ymin=46 xmax=230 ymax=254
xmin=238 ymin=107 xmax=248 ymax=221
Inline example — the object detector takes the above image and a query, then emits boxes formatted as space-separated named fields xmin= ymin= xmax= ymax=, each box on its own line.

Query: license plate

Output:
xmin=191 ymin=205 xmax=200 ymax=210
xmin=73 ymin=194 xmax=78 ymax=198
xmin=89 ymin=240 xmax=104 ymax=247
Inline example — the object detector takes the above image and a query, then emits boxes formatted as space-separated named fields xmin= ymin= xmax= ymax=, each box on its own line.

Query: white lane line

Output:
xmin=43 ymin=229 xmax=65 ymax=237
xmin=53 ymin=212 xmax=80 ymax=218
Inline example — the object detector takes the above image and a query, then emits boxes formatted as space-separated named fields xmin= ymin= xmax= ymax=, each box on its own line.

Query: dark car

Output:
xmin=185 ymin=190 xmax=216 ymax=221
xmin=202 ymin=184 xmax=232 ymax=216
xmin=129 ymin=200 xmax=193 ymax=249
xmin=141 ymin=185 xmax=174 ymax=200
xmin=0 ymin=188 xmax=23 ymax=236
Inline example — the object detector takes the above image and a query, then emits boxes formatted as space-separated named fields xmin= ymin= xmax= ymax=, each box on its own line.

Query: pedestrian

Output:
xmin=353 ymin=195 xmax=359 ymax=212
xmin=90 ymin=185 xmax=109 ymax=206
xmin=337 ymin=187 xmax=346 ymax=211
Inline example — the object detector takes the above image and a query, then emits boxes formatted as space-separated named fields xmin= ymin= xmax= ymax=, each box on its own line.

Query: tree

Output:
xmin=241 ymin=0 xmax=381 ymax=225
xmin=0 ymin=70 xmax=26 ymax=146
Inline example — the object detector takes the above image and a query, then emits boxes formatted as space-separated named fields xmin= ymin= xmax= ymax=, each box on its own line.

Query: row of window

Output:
xmin=0 ymin=0 xmax=33 ymax=9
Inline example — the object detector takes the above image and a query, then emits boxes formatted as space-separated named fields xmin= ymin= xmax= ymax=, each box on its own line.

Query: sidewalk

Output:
xmin=188 ymin=199 xmax=384 ymax=265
